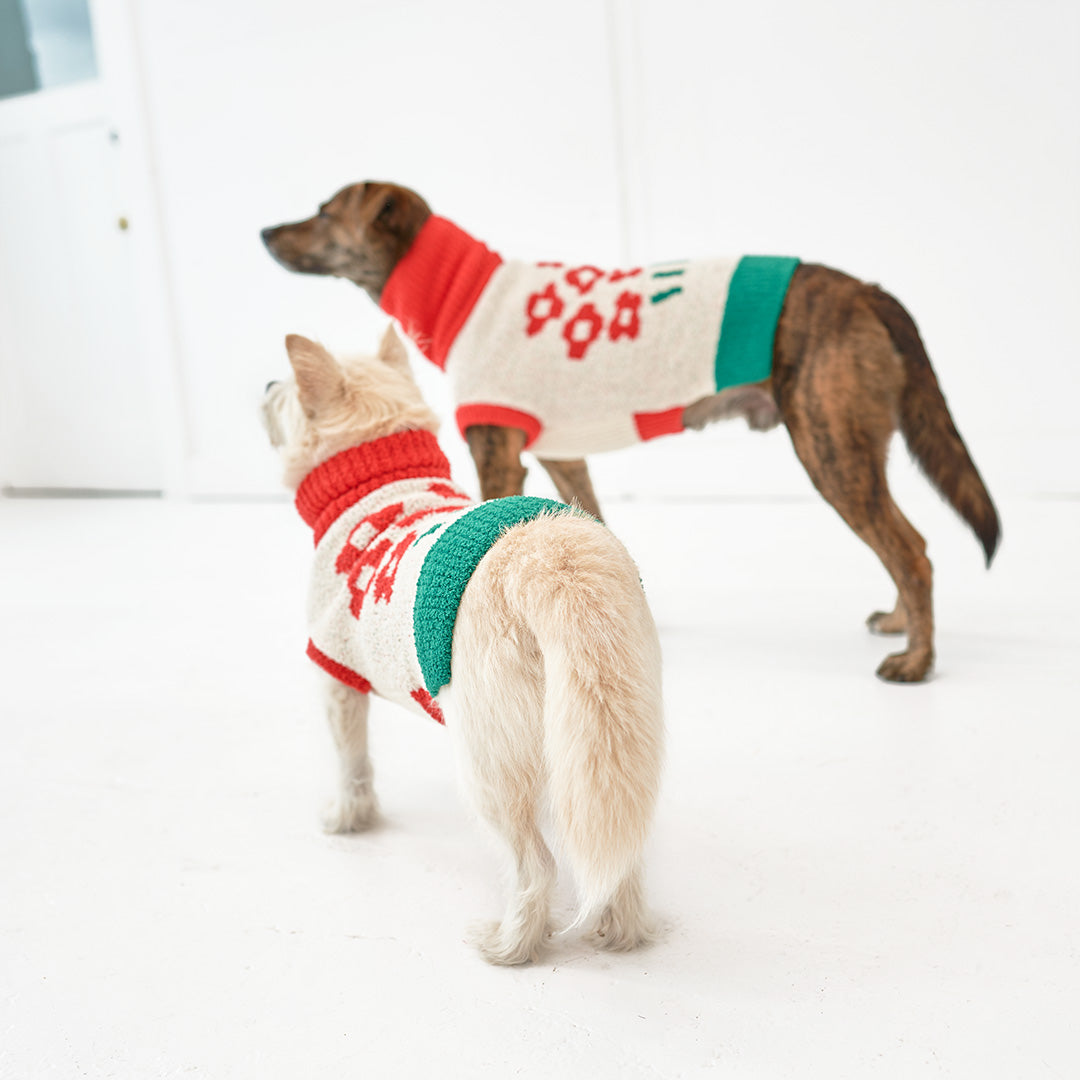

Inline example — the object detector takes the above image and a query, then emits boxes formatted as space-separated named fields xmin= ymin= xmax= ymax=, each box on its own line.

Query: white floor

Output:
xmin=1 ymin=491 xmax=1078 ymax=1079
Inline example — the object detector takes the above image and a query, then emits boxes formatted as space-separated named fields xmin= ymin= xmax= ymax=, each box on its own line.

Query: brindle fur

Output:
xmin=535 ymin=456 xmax=603 ymax=518
xmin=262 ymin=182 xmax=431 ymax=301
xmin=463 ymin=424 xmax=528 ymax=500
xmin=263 ymin=182 xmax=1001 ymax=682
xmin=464 ymin=425 xmax=601 ymax=518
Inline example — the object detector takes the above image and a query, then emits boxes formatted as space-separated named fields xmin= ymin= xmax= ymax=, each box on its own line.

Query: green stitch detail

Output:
xmin=650 ymin=286 xmax=683 ymax=304
xmin=413 ymin=496 xmax=576 ymax=694
xmin=713 ymin=255 xmax=799 ymax=391
xmin=650 ymin=268 xmax=686 ymax=278
xmin=412 ymin=521 xmax=447 ymax=547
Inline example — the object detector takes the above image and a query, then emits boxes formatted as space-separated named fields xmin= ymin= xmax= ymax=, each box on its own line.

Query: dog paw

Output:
xmin=588 ymin=923 xmax=654 ymax=953
xmin=866 ymin=609 xmax=907 ymax=635
xmin=473 ymin=920 xmax=544 ymax=967
xmin=875 ymin=650 xmax=933 ymax=683
xmin=321 ymin=786 xmax=380 ymax=834
xmin=588 ymin=903 xmax=658 ymax=953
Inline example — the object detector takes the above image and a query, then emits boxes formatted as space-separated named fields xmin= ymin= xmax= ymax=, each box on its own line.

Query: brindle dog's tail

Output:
xmin=866 ymin=286 xmax=1001 ymax=566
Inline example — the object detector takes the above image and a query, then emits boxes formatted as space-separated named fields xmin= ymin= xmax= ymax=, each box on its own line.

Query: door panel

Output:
xmin=0 ymin=73 xmax=163 ymax=490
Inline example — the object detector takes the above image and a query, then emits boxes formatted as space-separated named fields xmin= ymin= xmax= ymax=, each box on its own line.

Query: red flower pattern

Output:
xmin=562 ymin=303 xmax=604 ymax=360
xmin=335 ymin=483 xmax=469 ymax=616
xmin=609 ymin=290 xmax=642 ymax=342
xmin=525 ymin=282 xmax=564 ymax=336
xmin=523 ymin=265 xmax=652 ymax=360
xmin=565 ymin=265 xmax=603 ymax=295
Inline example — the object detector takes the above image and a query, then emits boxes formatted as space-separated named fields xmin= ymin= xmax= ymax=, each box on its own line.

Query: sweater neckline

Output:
xmin=379 ymin=215 xmax=503 ymax=371
xmin=295 ymin=429 xmax=451 ymax=544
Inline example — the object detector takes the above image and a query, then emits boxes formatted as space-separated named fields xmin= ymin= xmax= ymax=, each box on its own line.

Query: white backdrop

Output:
xmin=4 ymin=0 xmax=1078 ymax=499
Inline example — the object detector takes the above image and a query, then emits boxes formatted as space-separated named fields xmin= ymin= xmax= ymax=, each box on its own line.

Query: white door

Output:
xmin=0 ymin=0 xmax=165 ymax=491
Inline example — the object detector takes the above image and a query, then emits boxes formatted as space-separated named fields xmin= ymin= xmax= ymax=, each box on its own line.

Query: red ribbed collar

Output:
xmin=295 ymin=429 xmax=451 ymax=544
xmin=379 ymin=215 xmax=503 ymax=370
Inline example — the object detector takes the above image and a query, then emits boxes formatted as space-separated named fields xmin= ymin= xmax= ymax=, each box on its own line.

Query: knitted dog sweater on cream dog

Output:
xmin=380 ymin=216 xmax=799 ymax=459
xmin=297 ymin=429 xmax=568 ymax=723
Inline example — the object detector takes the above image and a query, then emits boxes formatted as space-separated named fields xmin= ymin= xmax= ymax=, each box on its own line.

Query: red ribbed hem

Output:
xmin=380 ymin=216 xmax=502 ymax=370
xmin=633 ymin=407 xmax=685 ymax=441
xmin=410 ymin=688 xmax=445 ymax=725
xmin=307 ymin=640 xmax=372 ymax=693
xmin=295 ymin=430 xmax=451 ymax=543
xmin=455 ymin=404 xmax=543 ymax=449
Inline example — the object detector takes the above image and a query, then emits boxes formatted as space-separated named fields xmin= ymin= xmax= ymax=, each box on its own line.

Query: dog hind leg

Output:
xmin=682 ymin=384 xmax=782 ymax=432
xmin=450 ymin=594 xmax=556 ymax=966
xmin=589 ymin=862 xmax=656 ymax=952
xmin=785 ymin=412 xmax=934 ymax=681
xmin=320 ymin=674 xmax=380 ymax=832
xmin=472 ymin=810 xmax=557 ymax=966
xmin=774 ymin=278 xmax=936 ymax=681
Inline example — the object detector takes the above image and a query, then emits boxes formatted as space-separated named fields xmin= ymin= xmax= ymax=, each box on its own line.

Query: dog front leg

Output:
xmin=320 ymin=673 xmax=379 ymax=833
xmin=537 ymin=458 xmax=604 ymax=522
xmin=465 ymin=424 xmax=528 ymax=499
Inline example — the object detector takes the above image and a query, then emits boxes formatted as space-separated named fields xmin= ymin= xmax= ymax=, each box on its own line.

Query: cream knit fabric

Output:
xmin=450 ymin=258 xmax=740 ymax=458
xmin=308 ymin=473 xmax=469 ymax=722
xmin=379 ymin=216 xmax=799 ymax=461
xmin=299 ymin=430 xmax=568 ymax=723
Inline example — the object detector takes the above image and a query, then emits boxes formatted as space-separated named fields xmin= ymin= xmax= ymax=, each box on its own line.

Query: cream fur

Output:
xmin=262 ymin=328 xmax=665 ymax=965
xmin=263 ymin=326 xmax=440 ymax=489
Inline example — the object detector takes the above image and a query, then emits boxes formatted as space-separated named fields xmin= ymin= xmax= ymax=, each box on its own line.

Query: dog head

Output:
xmin=261 ymin=182 xmax=431 ymax=301
xmin=261 ymin=326 xmax=439 ymax=489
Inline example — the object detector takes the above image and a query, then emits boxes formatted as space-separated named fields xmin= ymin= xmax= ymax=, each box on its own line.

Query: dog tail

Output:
xmin=514 ymin=512 xmax=664 ymax=935
xmin=866 ymin=285 xmax=1001 ymax=565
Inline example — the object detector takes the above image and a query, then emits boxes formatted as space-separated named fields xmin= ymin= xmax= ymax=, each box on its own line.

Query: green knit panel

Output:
xmin=413 ymin=496 xmax=573 ymax=694
xmin=714 ymin=255 xmax=800 ymax=391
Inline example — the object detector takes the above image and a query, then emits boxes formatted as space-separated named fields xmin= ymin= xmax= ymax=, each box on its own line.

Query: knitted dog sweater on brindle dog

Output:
xmin=296 ymin=429 xmax=568 ymax=723
xmin=379 ymin=216 xmax=799 ymax=460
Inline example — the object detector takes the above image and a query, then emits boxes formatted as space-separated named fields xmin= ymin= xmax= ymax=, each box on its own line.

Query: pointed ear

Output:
xmin=377 ymin=324 xmax=411 ymax=372
xmin=284 ymin=334 xmax=345 ymax=417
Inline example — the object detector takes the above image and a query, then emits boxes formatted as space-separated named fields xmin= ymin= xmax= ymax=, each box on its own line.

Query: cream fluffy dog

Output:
xmin=261 ymin=328 xmax=664 ymax=964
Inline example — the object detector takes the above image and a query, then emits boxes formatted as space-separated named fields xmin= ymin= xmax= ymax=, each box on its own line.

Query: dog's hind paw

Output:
xmin=321 ymin=784 xmax=380 ymax=834
xmin=867 ymin=609 xmax=907 ymax=635
xmin=875 ymin=649 xmax=933 ymax=683
xmin=473 ymin=920 xmax=546 ymax=967
xmin=588 ymin=908 xmax=658 ymax=954
xmin=586 ymin=875 xmax=658 ymax=953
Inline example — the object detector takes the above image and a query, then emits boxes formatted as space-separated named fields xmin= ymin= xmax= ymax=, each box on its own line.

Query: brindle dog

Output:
xmin=262 ymin=181 xmax=1000 ymax=682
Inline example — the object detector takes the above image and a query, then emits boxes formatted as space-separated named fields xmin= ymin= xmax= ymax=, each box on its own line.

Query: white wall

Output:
xmin=588 ymin=0 xmax=1080 ymax=502
xmin=9 ymin=0 xmax=1077 ymax=500
xmin=134 ymin=0 xmax=624 ymax=496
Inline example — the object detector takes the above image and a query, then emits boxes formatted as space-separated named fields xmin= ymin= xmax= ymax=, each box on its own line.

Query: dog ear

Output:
xmin=284 ymin=334 xmax=345 ymax=417
xmin=363 ymin=184 xmax=401 ymax=230
xmin=377 ymin=324 xmax=411 ymax=372
xmin=359 ymin=183 xmax=426 ymax=239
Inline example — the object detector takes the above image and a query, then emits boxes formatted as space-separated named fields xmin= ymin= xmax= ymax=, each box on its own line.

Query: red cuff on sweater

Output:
xmin=455 ymin=404 xmax=543 ymax=449
xmin=307 ymin=640 xmax=372 ymax=693
xmin=633 ymin=407 xmax=685 ymax=442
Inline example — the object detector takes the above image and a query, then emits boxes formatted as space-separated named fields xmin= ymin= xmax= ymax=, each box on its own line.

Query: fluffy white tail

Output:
xmin=513 ymin=513 xmax=664 ymax=932
xmin=451 ymin=510 xmax=663 ymax=962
